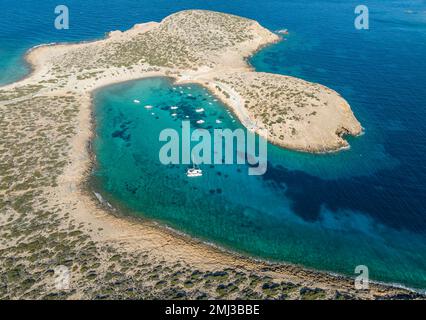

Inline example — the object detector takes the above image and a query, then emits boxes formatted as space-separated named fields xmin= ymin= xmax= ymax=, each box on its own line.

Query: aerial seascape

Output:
xmin=92 ymin=77 xmax=426 ymax=289
xmin=0 ymin=0 xmax=425 ymax=302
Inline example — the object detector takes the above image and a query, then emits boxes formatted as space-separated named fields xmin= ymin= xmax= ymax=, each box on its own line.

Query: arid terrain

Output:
xmin=0 ymin=10 xmax=420 ymax=299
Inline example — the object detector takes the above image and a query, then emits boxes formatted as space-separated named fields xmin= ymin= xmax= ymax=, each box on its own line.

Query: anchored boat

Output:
xmin=186 ymin=163 xmax=203 ymax=177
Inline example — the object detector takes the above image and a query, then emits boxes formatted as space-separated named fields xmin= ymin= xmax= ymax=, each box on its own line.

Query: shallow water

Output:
xmin=92 ymin=77 xmax=426 ymax=289
xmin=2 ymin=0 xmax=425 ymax=289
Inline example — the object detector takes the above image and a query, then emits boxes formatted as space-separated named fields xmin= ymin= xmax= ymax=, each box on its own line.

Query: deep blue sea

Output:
xmin=1 ymin=0 xmax=425 ymax=289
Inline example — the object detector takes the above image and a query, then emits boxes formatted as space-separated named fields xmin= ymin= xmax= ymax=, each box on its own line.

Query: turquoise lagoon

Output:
xmin=92 ymin=77 xmax=426 ymax=290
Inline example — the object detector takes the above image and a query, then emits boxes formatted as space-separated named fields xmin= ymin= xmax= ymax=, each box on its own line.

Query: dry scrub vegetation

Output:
xmin=0 ymin=10 xmax=415 ymax=300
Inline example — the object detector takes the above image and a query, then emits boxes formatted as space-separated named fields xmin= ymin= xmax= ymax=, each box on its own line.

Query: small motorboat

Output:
xmin=133 ymin=99 xmax=140 ymax=104
xmin=195 ymin=108 xmax=205 ymax=113
xmin=170 ymin=106 xmax=178 ymax=110
xmin=196 ymin=119 xmax=205 ymax=124
xmin=186 ymin=164 xmax=203 ymax=177
xmin=144 ymin=105 xmax=153 ymax=109
xmin=186 ymin=168 xmax=203 ymax=177
xmin=215 ymin=119 xmax=222 ymax=124
xmin=171 ymin=113 xmax=177 ymax=117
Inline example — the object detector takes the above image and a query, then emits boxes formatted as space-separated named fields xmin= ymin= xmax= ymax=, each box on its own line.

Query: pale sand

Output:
xmin=0 ymin=10 xmax=415 ymax=299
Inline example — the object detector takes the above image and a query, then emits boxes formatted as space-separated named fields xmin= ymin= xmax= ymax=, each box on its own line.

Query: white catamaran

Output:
xmin=186 ymin=161 xmax=203 ymax=177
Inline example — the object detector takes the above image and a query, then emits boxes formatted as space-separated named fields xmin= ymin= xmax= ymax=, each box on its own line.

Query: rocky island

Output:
xmin=1 ymin=10 xmax=419 ymax=300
